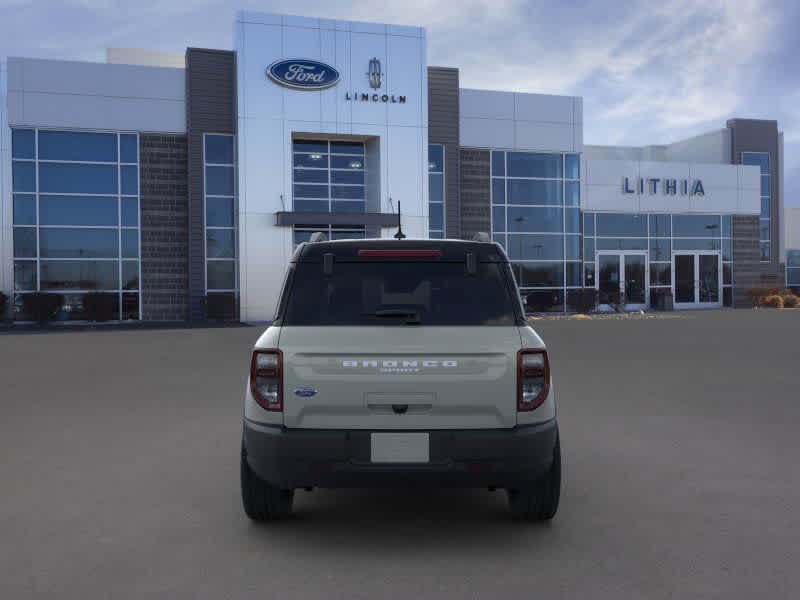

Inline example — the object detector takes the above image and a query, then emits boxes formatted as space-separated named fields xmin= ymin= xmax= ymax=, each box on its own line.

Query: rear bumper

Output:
xmin=242 ymin=419 xmax=558 ymax=489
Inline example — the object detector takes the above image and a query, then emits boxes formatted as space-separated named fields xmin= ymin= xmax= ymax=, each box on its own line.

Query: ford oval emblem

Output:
xmin=267 ymin=59 xmax=340 ymax=90
xmin=294 ymin=386 xmax=318 ymax=398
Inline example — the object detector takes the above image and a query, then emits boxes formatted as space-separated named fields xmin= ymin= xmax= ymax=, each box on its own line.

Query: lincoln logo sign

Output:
xmin=266 ymin=59 xmax=340 ymax=90
xmin=623 ymin=177 xmax=705 ymax=196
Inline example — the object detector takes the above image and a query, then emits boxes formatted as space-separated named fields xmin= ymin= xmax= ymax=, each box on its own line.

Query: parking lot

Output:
xmin=1 ymin=309 xmax=799 ymax=599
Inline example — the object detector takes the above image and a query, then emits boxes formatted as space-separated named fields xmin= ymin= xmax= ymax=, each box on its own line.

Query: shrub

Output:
xmin=21 ymin=293 xmax=65 ymax=324
xmin=782 ymin=294 xmax=799 ymax=308
xmin=0 ymin=292 xmax=7 ymax=322
xmin=762 ymin=295 xmax=784 ymax=309
xmin=83 ymin=292 xmax=118 ymax=322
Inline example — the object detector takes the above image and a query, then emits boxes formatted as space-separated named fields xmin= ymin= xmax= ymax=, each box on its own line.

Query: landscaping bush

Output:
xmin=0 ymin=291 xmax=7 ymax=322
xmin=82 ymin=292 xmax=118 ymax=322
xmin=21 ymin=292 xmax=65 ymax=324
xmin=782 ymin=294 xmax=799 ymax=308
xmin=746 ymin=287 xmax=789 ymax=307
xmin=762 ymin=295 xmax=784 ymax=309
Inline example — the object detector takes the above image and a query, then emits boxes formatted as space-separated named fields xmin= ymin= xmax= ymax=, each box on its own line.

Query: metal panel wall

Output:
xmin=427 ymin=67 xmax=460 ymax=238
xmin=459 ymin=149 xmax=490 ymax=239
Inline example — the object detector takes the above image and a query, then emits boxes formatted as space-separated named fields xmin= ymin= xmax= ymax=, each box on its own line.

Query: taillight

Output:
xmin=517 ymin=349 xmax=550 ymax=411
xmin=250 ymin=349 xmax=283 ymax=411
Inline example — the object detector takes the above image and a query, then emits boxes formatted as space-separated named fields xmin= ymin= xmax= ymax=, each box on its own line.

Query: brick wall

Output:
xmin=459 ymin=149 xmax=490 ymax=239
xmin=139 ymin=134 xmax=189 ymax=321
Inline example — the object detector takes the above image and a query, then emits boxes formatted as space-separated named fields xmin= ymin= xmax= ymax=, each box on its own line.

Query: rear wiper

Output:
xmin=363 ymin=309 xmax=421 ymax=324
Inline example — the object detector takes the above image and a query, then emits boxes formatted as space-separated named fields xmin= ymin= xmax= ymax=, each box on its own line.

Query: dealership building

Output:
xmin=0 ymin=10 xmax=794 ymax=322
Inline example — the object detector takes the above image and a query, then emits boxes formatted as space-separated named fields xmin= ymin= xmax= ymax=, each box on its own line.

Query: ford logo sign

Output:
xmin=294 ymin=386 xmax=318 ymax=398
xmin=267 ymin=59 xmax=340 ymax=90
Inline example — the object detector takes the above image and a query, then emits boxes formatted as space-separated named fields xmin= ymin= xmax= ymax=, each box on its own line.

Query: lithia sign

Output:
xmin=266 ymin=57 xmax=407 ymax=103
xmin=623 ymin=177 xmax=705 ymax=196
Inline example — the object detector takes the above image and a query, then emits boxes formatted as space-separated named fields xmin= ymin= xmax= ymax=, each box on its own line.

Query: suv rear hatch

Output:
xmin=274 ymin=242 xmax=525 ymax=430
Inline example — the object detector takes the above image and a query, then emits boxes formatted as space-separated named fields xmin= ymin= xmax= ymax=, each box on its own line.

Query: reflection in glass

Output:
xmin=40 ymin=261 xmax=119 ymax=290
xmin=14 ymin=261 xmax=37 ymax=291
xmin=39 ymin=163 xmax=118 ymax=194
xmin=13 ymin=194 xmax=36 ymax=225
xmin=207 ymin=260 xmax=236 ymax=290
xmin=38 ymin=131 xmax=117 ymax=162
xmin=13 ymin=228 xmax=37 ymax=258
xmin=207 ymin=229 xmax=236 ymax=258
xmin=507 ymin=152 xmax=562 ymax=178
xmin=40 ymin=195 xmax=118 ymax=226
xmin=205 ymin=135 xmax=234 ymax=164
xmin=39 ymin=228 xmax=118 ymax=258
xmin=596 ymin=213 xmax=647 ymax=237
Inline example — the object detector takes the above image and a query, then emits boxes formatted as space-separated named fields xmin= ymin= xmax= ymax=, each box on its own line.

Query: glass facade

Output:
xmin=292 ymin=140 xmax=365 ymax=213
xmin=742 ymin=152 xmax=770 ymax=261
xmin=11 ymin=128 xmax=141 ymax=320
xmin=428 ymin=144 xmax=444 ymax=238
xmin=491 ymin=150 xmax=580 ymax=311
xmin=204 ymin=134 xmax=238 ymax=307
xmin=788 ymin=250 xmax=800 ymax=289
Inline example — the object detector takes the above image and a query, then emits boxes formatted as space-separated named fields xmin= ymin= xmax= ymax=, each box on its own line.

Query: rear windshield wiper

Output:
xmin=363 ymin=309 xmax=421 ymax=324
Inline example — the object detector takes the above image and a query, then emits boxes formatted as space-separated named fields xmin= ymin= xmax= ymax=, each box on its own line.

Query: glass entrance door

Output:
xmin=672 ymin=252 xmax=721 ymax=309
xmin=596 ymin=252 xmax=648 ymax=310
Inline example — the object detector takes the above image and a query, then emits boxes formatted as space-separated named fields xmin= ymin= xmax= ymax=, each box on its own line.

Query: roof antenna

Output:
xmin=393 ymin=200 xmax=406 ymax=240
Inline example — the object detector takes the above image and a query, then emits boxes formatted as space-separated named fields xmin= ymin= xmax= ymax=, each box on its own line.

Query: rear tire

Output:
xmin=241 ymin=444 xmax=294 ymax=521
xmin=507 ymin=436 xmax=561 ymax=521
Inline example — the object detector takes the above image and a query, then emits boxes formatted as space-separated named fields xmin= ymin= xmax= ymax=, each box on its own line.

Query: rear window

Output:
xmin=280 ymin=261 xmax=520 ymax=326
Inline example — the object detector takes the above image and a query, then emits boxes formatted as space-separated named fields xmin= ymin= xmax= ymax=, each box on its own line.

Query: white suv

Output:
xmin=241 ymin=238 xmax=560 ymax=520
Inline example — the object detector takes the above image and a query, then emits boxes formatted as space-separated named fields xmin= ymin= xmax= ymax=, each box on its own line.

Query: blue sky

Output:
xmin=2 ymin=0 xmax=798 ymax=204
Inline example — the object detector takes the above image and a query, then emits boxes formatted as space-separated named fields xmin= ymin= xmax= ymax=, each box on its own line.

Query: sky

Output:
xmin=1 ymin=0 xmax=798 ymax=205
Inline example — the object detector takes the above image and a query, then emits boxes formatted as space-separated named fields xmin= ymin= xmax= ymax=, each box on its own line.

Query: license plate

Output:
xmin=370 ymin=433 xmax=430 ymax=463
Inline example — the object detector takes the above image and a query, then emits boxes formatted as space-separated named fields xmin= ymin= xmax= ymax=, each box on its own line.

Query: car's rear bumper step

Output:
xmin=243 ymin=419 xmax=558 ymax=489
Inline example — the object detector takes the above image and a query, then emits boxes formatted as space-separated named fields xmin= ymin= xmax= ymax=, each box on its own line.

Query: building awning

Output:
xmin=275 ymin=211 xmax=399 ymax=227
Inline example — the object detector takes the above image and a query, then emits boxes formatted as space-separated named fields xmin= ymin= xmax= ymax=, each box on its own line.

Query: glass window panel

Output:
xmin=518 ymin=262 xmax=564 ymax=287
xmin=565 ymin=154 xmax=580 ymax=180
xmin=507 ymin=179 xmax=562 ymax=205
xmin=673 ymin=238 xmax=721 ymax=251
xmin=583 ymin=237 xmax=594 ymax=261
xmin=38 ymin=130 xmax=117 ymax=162
xmin=428 ymin=173 xmax=444 ymax=203
xmin=428 ymin=144 xmax=444 ymax=172
xmin=14 ymin=261 xmax=37 ymax=291
xmin=741 ymin=152 xmax=769 ymax=174
xmin=522 ymin=289 xmax=564 ymax=313
xmin=650 ymin=263 xmax=671 ymax=286
xmin=761 ymin=197 xmax=770 ymax=218
xmin=787 ymin=251 xmax=800 ymax=268
xmin=39 ymin=195 xmax=118 ymax=226
xmin=649 ymin=238 xmax=671 ymax=261
xmin=294 ymin=183 xmax=329 ymax=199
xmin=493 ymin=234 xmax=506 ymax=249
xmin=565 ymin=207 xmax=580 ymax=233
xmin=293 ymin=140 xmax=328 ymax=154
xmin=429 ymin=231 xmax=443 ymax=239
xmin=120 ymin=165 xmax=138 ymax=195
xmin=122 ymin=229 xmax=139 ymax=258
xmin=121 ymin=198 xmax=139 ymax=227
xmin=722 ymin=238 xmax=732 ymax=261
xmin=120 ymin=134 xmax=138 ymax=163
xmin=787 ymin=268 xmax=800 ymax=285
xmin=330 ymin=155 xmax=362 ymax=169
xmin=723 ymin=287 xmax=732 ymax=307
xmin=760 ymin=175 xmax=770 ymax=196
xmin=565 ymin=181 xmax=579 ymax=206
xmin=429 ymin=203 xmax=444 ymax=231
xmin=39 ymin=163 xmax=118 ymax=194
xmin=760 ymin=242 xmax=770 ymax=261
xmin=596 ymin=238 xmax=647 ymax=251
xmin=205 ymin=135 xmax=234 ymax=164
xmin=330 ymin=141 xmax=364 ymax=155
xmin=294 ymin=153 xmax=329 ymax=168
xmin=723 ymin=263 xmax=732 ymax=285
xmin=331 ymin=185 xmax=364 ymax=200
xmin=565 ymin=235 xmax=581 ymax=260
xmin=584 ymin=262 xmax=595 ymax=286
xmin=205 ymin=166 xmax=234 ymax=196
xmin=491 ymin=151 xmax=505 ymax=177
xmin=12 ymin=161 xmax=36 ymax=192
xmin=506 ymin=235 xmax=564 ymax=260
xmin=207 ymin=260 xmax=236 ymax=290
xmin=507 ymin=152 xmax=562 ymax=178
xmin=492 ymin=206 xmax=505 ymax=232
xmin=721 ymin=215 xmax=732 ymax=237
xmin=40 ymin=228 xmax=118 ymax=258
xmin=206 ymin=196 xmax=234 ymax=227
xmin=595 ymin=213 xmax=647 ymax=237
xmin=122 ymin=261 xmax=139 ymax=290
xmin=492 ymin=179 xmax=505 ymax=205
xmin=13 ymin=194 xmax=36 ymax=225
xmin=331 ymin=200 xmax=365 ymax=213
xmin=649 ymin=214 xmax=671 ymax=237
xmin=294 ymin=199 xmax=329 ymax=212
xmin=566 ymin=262 xmax=581 ymax=287
xmin=13 ymin=227 xmax=37 ymax=258
xmin=122 ymin=293 xmax=140 ymax=320
xmin=332 ymin=170 xmax=365 ymax=185
xmin=12 ymin=129 xmax=35 ymax=159
xmin=331 ymin=229 xmax=366 ymax=240
xmin=293 ymin=168 xmax=328 ymax=184
xmin=507 ymin=206 xmax=563 ymax=233
xmin=583 ymin=213 xmax=595 ymax=236
xmin=759 ymin=219 xmax=770 ymax=241
xmin=40 ymin=260 xmax=119 ymax=290
xmin=207 ymin=229 xmax=236 ymax=258
xmin=672 ymin=215 xmax=722 ymax=237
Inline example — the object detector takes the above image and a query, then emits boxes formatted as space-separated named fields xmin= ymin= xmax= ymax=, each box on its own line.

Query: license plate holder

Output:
xmin=370 ymin=432 xmax=430 ymax=463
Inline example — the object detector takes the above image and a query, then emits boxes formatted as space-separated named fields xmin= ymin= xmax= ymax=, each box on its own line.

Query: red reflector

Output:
xmin=357 ymin=249 xmax=443 ymax=259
